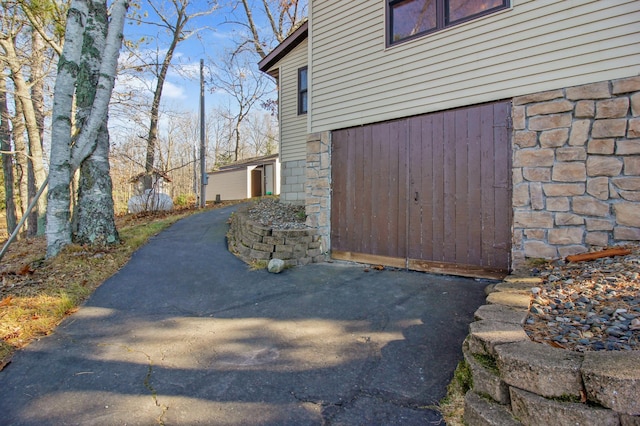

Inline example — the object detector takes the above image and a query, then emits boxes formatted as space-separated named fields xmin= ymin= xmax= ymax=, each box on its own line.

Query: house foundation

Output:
xmin=305 ymin=131 xmax=331 ymax=255
xmin=512 ymin=76 xmax=640 ymax=269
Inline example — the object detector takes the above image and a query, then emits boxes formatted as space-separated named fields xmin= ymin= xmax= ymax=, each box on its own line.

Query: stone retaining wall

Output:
xmin=227 ymin=206 xmax=325 ymax=266
xmin=512 ymin=76 xmax=640 ymax=268
xmin=463 ymin=277 xmax=640 ymax=425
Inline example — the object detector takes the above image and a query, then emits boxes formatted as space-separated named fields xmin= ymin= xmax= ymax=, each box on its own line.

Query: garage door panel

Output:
xmin=331 ymin=101 xmax=512 ymax=276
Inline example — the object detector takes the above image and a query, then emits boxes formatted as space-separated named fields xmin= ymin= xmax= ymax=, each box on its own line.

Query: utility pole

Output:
xmin=199 ymin=59 xmax=207 ymax=208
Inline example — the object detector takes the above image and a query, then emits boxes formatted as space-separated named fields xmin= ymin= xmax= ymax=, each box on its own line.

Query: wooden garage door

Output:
xmin=331 ymin=101 xmax=512 ymax=279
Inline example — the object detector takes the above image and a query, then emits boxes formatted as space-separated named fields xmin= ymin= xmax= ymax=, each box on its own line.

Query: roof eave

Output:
xmin=258 ymin=20 xmax=308 ymax=74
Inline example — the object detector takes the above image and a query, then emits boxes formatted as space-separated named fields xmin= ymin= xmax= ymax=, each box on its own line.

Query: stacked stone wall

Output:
xmin=463 ymin=278 xmax=640 ymax=425
xmin=512 ymin=76 xmax=640 ymax=267
xmin=305 ymin=132 xmax=331 ymax=255
xmin=227 ymin=206 xmax=324 ymax=266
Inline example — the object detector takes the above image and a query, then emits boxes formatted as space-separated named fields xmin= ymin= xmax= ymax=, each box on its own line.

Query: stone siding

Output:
xmin=512 ymin=77 xmax=640 ymax=267
xmin=464 ymin=277 xmax=640 ymax=425
xmin=305 ymin=132 xmax=331 ymax=255
xmin=227 ymin=206 xmax=324 ymax=266
xmin=280 ymin=159 xmax=306 ymax=204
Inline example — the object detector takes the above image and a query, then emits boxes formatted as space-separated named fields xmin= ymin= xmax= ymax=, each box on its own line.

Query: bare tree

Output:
xmin=126 ymin=0 xmax=218 ymax=191
xmin=232 ymin=0 xmax=307 ymax=58
xmin=209 ymin=49 xmax=270 ymax=161
xmin=0 ymin=7 xmax=48 ymax=234
xmin=0 ymin=73 xmax=17 ymax=235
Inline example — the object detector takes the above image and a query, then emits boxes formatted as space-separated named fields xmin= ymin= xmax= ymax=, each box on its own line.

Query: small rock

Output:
xmin=267 ymin=258 xmax=285 ymax=274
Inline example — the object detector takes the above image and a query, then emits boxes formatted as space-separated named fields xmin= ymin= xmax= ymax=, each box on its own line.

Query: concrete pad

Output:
xmin=0 ymin=205 xmax=487 ymax=425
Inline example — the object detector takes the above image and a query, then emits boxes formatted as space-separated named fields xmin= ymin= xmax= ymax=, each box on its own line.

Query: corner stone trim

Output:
xmin=463 ymin=276 xmax=640 ymax=425
xmin=512 ymin=76 xmax=640 ymax=268
xmin=227 ymin=205 xmax=325 ymax=267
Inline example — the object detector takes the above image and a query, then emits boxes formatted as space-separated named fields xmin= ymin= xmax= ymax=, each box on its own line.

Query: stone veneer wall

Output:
xmin=463 ymin=277 xmax=640 ymax=426
xmin=305 ymin=132 xmax=331 ymax=255
xmin=512 ymin=76 xmax=640 ymax=268
xmin=280 ymin=160 xmax=307 ymax=204
xmin=227 ymin=205 xmax=324 ymax=266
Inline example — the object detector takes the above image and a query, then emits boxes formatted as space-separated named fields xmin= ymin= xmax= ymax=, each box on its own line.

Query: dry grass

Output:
xmin=438 ymin=359 xmax=472 ymax=426
xmin=0 ymin=202 xmax=237 ymax=370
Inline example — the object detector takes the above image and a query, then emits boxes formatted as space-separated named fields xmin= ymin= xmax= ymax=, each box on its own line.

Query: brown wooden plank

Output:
xmin=344 ymin=129 xmax=360 ymax=251
xmin=431 ymin=112 xmax=445 ymax=262
xmin=352 ymin=126 xmax=364 ymax=253
xmin=442 ymin=109 xmax=457 ymax=263
xmin=480 ymin=103 xmax=497 ymax=267
xmin=420 ymin=114 xmax=435 ymax=261
xmin=330 ymin=129 xmax=347 ymax=251
xmin=454 ymin=107 xmax=469 ymax=265
xmin=406 ymin=116 xmax=424 ymax=259
xmin=492 ymin=101 xmax=512 ymax=269
xmin=467 ymin=107 xmax=483 ymax=265
xmin=408 ymin=258 xmax=508 ymax=280
xmin=388 ymin=119 xmax=404 ymax=258
xmin=332 ymin=250 xmax=407 ymax=270
xmin=566 ymin=248 xmax=631 ymax=262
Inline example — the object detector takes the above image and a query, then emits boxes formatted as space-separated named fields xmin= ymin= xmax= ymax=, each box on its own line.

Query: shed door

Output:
xmin=331 ymin=101 xmax=512 ymax=279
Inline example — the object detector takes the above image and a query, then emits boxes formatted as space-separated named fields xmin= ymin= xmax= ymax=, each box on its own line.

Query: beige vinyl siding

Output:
xmin=309 ymin=0 xmax=640 ymax=132
xmin=273 ymin=39 xmax=308 ymax=163
xmin=206 ymin=168 xmax=250 ymax=201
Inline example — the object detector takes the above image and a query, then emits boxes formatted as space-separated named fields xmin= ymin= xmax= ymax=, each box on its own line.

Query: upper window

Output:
xmin=298 ymin=66 xmax=308 ymax=115
xmin=388 ymin=0 xmax=508 ymax=45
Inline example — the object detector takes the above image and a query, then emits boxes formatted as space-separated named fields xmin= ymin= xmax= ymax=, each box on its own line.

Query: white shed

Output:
xmin=205 ymin=154 xmax=280 ymax=202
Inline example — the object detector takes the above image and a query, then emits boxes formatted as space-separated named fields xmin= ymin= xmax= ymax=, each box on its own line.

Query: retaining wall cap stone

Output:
xmin=468 ymin=320 xmax=530 ymax=356
xmin=486 ymin=291 xmax=531 ymax=309
xmin=582 ymin=351 xmax=640 ymax=415
xmin=510 ymin=387 xmax=621 ymax=426
xmin=474 ymin=304 xmax=528 ymax=325
xmin=464 ymin=391 xmax=521 ymax=426
xmin=495 ymin=340 xmax=585 ymax=398
xmin=493 ymin=281 xmax=537 ymax=292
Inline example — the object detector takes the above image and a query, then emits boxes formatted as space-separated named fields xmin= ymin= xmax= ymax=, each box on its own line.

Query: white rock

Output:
xmin=268 ymin=259 xmax=285 ymax=274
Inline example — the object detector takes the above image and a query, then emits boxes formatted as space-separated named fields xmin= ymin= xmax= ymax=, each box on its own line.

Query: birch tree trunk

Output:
xmin=47 ymin=0 xmax=87 ymax=256
xmin=47 ymin=0 xmax=127 ymax=257
xmin=73 ymin=0 xmax=118 ymax=245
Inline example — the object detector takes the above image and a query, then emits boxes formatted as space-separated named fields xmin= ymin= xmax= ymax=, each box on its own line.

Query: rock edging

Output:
xmin=227 ymin=205 xmax=326 ymax=267
xmin=463 ymin=276 xmax=640 ymax=426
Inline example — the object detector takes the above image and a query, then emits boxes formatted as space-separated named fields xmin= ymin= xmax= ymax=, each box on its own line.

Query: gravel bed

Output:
xmin=524 ymin=245 xmax=640 ymax=352
xmin=246 ymin=198 xmax=309 ymax=229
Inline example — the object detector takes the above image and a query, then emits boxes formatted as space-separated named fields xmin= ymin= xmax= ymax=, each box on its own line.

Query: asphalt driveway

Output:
xmin=0 ymin=205 xmax=487 ymax=425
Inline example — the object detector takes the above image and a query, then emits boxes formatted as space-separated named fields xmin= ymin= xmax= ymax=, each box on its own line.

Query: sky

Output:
xmin=117 ymin=0 xmax=280 ymax=117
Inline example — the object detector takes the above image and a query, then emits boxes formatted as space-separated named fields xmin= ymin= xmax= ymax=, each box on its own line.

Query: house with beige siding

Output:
xmin=205 ymin=154 xmax=280 ymax=202
xmin=260 ymin=0 xmax=640 ymax=278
